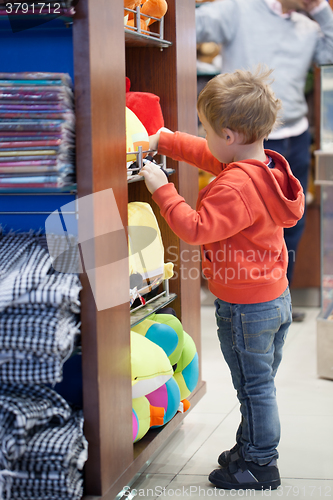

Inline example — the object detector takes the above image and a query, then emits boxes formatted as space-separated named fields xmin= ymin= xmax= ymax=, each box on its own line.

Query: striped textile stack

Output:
xmin=0 ymin=72 xmax=75 ymax=192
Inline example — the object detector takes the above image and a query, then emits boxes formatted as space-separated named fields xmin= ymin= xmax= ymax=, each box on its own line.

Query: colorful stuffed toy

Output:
xmin=132 ymin=395 xmax=165 ymax=442
xmin=131 ymin=329 xmax=175 ymax=442
xmin=128 ymin=202 xmax=174 ymax=303
xmin=130 ymin=312 xmax=199 ymax=441
xmin=146 ymin=377 xmax=180 ymax=427
xmin=132 ymin=312 xmax=184 ymax=367
xmin=173 ymin=331 xmax=199 ymax=401
xmin=132 ymin=313 xmax=199 ymax=400
xmin=126 ymin=77 xmax=164 ymax=136
xmin=126 ymin=107 xmax=149 ymax=162
xmin=131 ymin=331 xmax=174 ymax=399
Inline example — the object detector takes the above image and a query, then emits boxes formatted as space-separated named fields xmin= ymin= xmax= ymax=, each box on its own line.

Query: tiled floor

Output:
xmin=128 ymin=298 xmax=333 ymax=499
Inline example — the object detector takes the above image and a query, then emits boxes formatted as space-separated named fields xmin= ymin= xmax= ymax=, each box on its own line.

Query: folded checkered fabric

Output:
xmin=16 ymin=411 xmax=87 ymax=473
xmin=44 ymin=233 xmax=81 ymax=275
xmin=13 ymin=270 xmax=82 ymax=314
xmin=0 ymin=351 xmax=72 ymax=385
xmin=5 ymin=469 xmax=84 ymax=500
xmin=0 ymin=469 xmax=81 ymax=499
xmin=0 ymin=384 xmax=72 ymax=469
xmin=0 ymin=232 xmax=82 ymax=313
xmin=0 ymin=307 xmax=79 ymax=356
xmin=0 ymin=241 xmax=51 ymax=313
xmin=0 ymin=305 xmax=80 ymax=384
xmin=0 ymin=232 xmax=37 ymax=281
xmin=0 ymin=412 xmax=87 ymax=500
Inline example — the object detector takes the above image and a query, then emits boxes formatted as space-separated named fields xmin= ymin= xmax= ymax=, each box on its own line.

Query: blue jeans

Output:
xmin=215 ymin=288 xmax=292 ymax=465
xmin=264 ymin=130 xmax=311 ymax=284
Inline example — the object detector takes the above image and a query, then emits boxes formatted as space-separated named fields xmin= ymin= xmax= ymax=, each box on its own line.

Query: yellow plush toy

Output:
xmin=132 ymin=396 xmax=165 ymax=442
xmin=126 ymin=107 xmax=149 ymax=162
xmin=128 ymin=202 xmax=174 ymax=299
xmin=131 ymin=331 xmax=174 ymax=398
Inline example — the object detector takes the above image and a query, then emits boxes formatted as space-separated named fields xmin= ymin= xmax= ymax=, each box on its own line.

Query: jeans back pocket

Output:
xmin=241 ymin=308 xmax=281 ymax=354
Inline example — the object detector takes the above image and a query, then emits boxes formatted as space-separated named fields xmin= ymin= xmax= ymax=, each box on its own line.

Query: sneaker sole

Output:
xmin=208 ymin=473 xmax=281 ymax=491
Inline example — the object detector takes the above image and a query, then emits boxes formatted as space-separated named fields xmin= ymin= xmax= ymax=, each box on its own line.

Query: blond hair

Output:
xmin=197 ymin=67 xmax=282 ymax=144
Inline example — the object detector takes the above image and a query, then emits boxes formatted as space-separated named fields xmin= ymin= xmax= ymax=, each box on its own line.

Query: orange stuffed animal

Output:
xmin=125 ymin=0 xmax=168 ymax=32
xmin=124 ymin=0 xmax=142 ymax=28
xmin=124 ymin=0 xmax=140 ymax=7
xmin=141 ymin=0 xmax=168 ymax=26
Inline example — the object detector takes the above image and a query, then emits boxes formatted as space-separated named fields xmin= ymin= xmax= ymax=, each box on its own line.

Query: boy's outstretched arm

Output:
xmin=149 ymin=127 xmax=173 ymax=154
xmin=140 ymin=168 xmax=251 ymax=246
xmin=157 ymin=130 xmax=224 ymax=177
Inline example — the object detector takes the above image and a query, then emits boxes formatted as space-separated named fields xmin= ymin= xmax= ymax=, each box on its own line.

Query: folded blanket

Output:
xmin=0 ymin=384 xmax=72 ymax=468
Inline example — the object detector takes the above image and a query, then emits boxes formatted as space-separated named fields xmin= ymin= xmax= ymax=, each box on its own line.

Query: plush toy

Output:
xmin=132 ymin=396 xmax=165 ymax=442
xmin=128 ymin=202 xmax=174 ymax=301
xmin=141 ymin=0 xmax=168 ymax=26
xmin=126 ymin=17 xmax=149 ymax=32
xmin=132 ymin=313 xmax=184 ymax=366
xmin=132 ymin=313 xmax=199 ymax=401
xmin=173 ymin=331 xmax=199 ymax=400
xmin=126 ymin=77 xmax=164 ymax=136
xmin=124 ymin=0 xmax=141 ymax=24
xmin=130 ymin=312 xmax=198 ymax=441
xmin=124 ymin=0 xmax=140 ymax=7
xmin=125 ymin=0 xmax=168 ymax=33
xmin=146 ymin=377 xmax=180 ymax=427
xmin=126 ymin=107 xmax=149 ymax=162
xmin=131 ymin=331 xmax=174 ymax=399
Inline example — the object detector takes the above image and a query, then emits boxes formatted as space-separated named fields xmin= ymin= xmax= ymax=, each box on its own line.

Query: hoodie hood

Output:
xmin=226 ymin=149 xmax=305 ymax=228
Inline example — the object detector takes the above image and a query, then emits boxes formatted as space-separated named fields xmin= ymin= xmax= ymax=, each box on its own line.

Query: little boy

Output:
xmin=139 ymin=67 xmax=304 ymax=491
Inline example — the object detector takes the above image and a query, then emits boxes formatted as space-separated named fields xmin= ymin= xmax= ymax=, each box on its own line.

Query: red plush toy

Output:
xmin=125 ymin=77 xmax=164 ymax=136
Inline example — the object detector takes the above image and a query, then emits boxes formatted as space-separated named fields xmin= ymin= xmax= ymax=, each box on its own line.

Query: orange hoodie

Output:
xmin=152 ymin=131 xmax=305 ymax=304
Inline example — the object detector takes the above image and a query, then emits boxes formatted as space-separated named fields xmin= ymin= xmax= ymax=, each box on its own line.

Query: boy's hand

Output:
xmin=149 ymin=132 xmax=160 ymax=153
xmin=139 ymin=161 xmax=168 ymax=194
xmin=149 ymin=127 xmax=174 ymax=154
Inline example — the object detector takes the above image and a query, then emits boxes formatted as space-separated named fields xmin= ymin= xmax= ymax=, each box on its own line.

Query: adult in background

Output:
xmin=196 ymin=0 xmax=333 ymax=320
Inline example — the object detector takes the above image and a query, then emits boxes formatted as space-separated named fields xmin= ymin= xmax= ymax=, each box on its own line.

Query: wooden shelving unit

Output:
xmin=0 ymin=1 xmax=205 ymax=498
xmin=73 ymin=1 xmax=205 ymax=499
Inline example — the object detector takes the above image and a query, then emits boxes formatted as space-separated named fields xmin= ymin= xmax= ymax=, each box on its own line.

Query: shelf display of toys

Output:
xmin=131 ymin=310 xmax=199 ymax=442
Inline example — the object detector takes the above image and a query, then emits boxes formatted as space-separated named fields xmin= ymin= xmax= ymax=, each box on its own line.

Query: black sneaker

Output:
xmin=209 ymin=455 xmax=281 ymax=490
xmin=218 ymin=443 xmax=241 ymax=467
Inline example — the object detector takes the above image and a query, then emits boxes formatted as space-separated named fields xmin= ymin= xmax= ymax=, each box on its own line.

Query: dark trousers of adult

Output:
xmin=264 ymin=130 xmax=311 ymax=284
